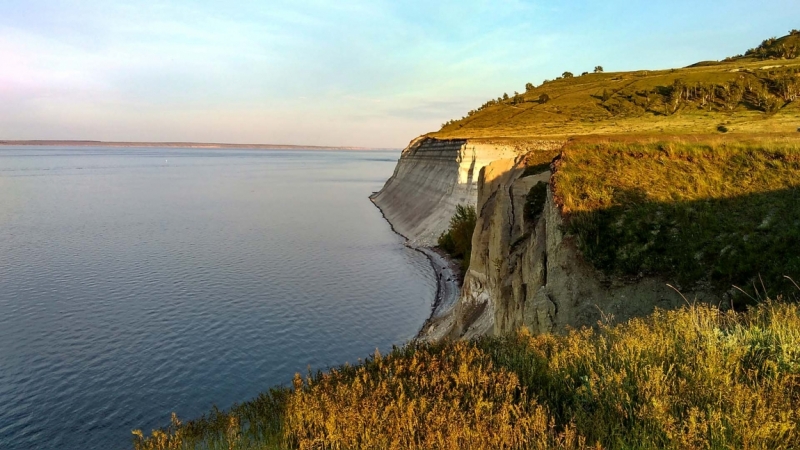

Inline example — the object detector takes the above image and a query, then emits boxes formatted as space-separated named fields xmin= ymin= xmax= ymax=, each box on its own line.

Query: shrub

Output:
xmin=524 ymin=182 xmax=548 ymax=223
xmin=437 ymin=204 xmax=477 ymax=272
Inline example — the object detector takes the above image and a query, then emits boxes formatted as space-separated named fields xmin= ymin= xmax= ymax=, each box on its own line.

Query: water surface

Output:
xmin=0 ymin=147 xmax=435 ymax=449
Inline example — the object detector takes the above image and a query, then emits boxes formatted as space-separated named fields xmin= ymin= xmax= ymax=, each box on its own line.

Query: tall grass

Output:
xmin=479 ymin=301 xmax=800 ymax=448
xmin=133 ymin=301 xmax=800 ymax=449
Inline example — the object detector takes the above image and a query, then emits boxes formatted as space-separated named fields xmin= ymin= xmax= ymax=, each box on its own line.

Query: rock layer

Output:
xmin=374 ymin=136 xmax=718 ymax=341
xmin=371 ymin=137 xmax=525 ymax=246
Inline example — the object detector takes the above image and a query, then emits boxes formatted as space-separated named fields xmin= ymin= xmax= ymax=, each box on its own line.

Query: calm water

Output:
xmin=0 ymin=147 xmax=435 ymax=450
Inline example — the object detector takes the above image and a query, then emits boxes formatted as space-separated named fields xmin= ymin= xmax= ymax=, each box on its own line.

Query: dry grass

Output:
xmin=479 ymin=301 xmax=800 ymax=449
xmin=133 ymin=301 xmax=800 ymax=450
xmin=430 ymin=56 xmax=800 ymax=140
xmin=285 ymin=342 xmax=583 ymax=450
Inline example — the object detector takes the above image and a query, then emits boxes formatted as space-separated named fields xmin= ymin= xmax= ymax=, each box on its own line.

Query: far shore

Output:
xmin=0 ymin=140 xmax=395 ymax=151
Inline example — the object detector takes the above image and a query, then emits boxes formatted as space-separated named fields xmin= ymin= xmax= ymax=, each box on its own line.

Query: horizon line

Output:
xmin=0 ymin=139 xmax=399 ymax=151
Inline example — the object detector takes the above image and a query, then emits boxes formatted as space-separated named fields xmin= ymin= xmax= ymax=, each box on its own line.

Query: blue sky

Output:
xmin=1 ymin=1 xmax=798 ymax=147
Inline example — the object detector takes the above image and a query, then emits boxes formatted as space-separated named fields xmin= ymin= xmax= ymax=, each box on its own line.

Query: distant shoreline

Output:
xmin=0 ymin=140 xmax=395 ymax=151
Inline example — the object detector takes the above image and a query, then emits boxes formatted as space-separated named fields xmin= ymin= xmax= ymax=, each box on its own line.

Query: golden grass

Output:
xmin=479 ymin=301 xmax=800 ymax=449
xmin=285 ymin=342 xmax=583 ymax=450
xmin=133 ymin=301 xmax=800 ymax=450
xmin=430 ymin=57 xmax=800 ymax=140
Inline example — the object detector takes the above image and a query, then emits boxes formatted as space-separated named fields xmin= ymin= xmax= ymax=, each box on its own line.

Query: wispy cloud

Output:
xmin=1 ymin=0 xmax=798 ymax=147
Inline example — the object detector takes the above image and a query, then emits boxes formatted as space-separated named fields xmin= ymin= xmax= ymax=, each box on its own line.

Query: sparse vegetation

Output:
xmin=745 ymin=34 xmax=800 ymax=60
xmin=437 ymin=204 xmax=477 ymax=272
xmin=134 ymin=301 xmax=800 ymax=449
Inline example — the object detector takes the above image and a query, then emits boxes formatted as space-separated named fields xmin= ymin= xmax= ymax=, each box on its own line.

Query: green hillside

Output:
xmin=551 ymin=136 xmax=800 ymax=299
xmin=433 ymin=33 xmax=800 ymax=139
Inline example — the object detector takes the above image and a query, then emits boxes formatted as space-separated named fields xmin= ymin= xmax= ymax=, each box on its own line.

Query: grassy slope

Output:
xmin=552 ymin=136 xmax=800 ymax=298
xmin=134 ymin=302 xmax=800 ymax=449
xmin=432 ymin=58 xmax=800 ymax=140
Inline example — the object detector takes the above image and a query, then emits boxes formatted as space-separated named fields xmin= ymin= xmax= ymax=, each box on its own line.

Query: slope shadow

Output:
xmin=565 ymin=186 xmax=800 ymax=305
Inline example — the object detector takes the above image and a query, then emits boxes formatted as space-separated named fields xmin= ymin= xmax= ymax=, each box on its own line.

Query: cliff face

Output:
xmin=371 ymin=137 xmax=524 ymax=246
xmin=375 ymin=137 xmax=718 ymax=341
xmin=451 ymin=156 xmax=719 ymax=339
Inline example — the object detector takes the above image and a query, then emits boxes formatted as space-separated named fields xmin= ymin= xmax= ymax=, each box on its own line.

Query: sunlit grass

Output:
xmin=133 ymin=301 xmax=800 ymax=449
xmin=551 ymin=137 xmax=800 ymax=298
xmin=430 ymin=55 xmax=800 ymax=140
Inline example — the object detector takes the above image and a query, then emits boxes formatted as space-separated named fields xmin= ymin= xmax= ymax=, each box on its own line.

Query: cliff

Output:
xmin=371 ymin=137 xmax=522 ymax=246
xmin=374 ymin=137 xmax=719 ymax=341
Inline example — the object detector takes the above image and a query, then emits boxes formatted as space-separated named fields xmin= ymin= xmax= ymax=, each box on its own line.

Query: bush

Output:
xmin=524 ymin=182 xmax=548 ymax=223
xmin=438 ymin=204 xmax=477 ymax=272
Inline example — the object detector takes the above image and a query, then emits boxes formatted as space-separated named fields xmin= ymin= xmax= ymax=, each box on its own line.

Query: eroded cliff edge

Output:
xmin=372 ymin=137 xmax=524 ymax=246
xmin=373 ymin=137 xmax=717 ymax=341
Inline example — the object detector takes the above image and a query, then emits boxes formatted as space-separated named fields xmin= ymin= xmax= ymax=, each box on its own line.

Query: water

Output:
xmin=0 ymin=147 xmax=435 ymax=450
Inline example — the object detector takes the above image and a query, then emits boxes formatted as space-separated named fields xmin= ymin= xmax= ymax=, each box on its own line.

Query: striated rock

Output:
xmin=374 ymin=136 xmax=718 ymax=341
xmin=371 ymin=137 xmax=528 ymax=246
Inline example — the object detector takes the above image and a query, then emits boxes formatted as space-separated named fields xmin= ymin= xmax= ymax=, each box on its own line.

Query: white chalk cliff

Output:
xmin=373 ymin=137 xmax=717 ymax=341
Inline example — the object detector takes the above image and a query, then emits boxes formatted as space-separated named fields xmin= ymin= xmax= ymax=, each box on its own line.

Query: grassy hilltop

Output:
xmin=433 ymin=33 xmax=800 ymax=139
xmin=430 ymin=32 xmax=800 ymax=302
xmin=132 ymin=33 xmax=800 ymax=449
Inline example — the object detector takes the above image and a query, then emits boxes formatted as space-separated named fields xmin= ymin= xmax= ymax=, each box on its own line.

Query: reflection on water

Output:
xmin=0 ymin=147 xmax=434 ymax=450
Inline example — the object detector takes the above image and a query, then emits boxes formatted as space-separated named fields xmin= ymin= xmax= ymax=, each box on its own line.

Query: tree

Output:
xmin=716 ymin=81 xmax=744 ymax=111
xmin=538 ymin=93 xmax=550 ymax=104
xmin=581 ymin=72 xmax=589 ymax=76
xmin=594 ymin=66 xmax=604 ymax=73
xmin=525 ymin=82 xmax=535 ymax=92
xmin=502 ymin=93 xmax=509 ymax=101
xmin=562 ymin=71 xmax=574 ymax=78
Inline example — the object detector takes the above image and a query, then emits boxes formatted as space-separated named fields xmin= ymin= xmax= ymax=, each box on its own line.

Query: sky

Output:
xmin=1 ymin=1 xmax=798 ymax=148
